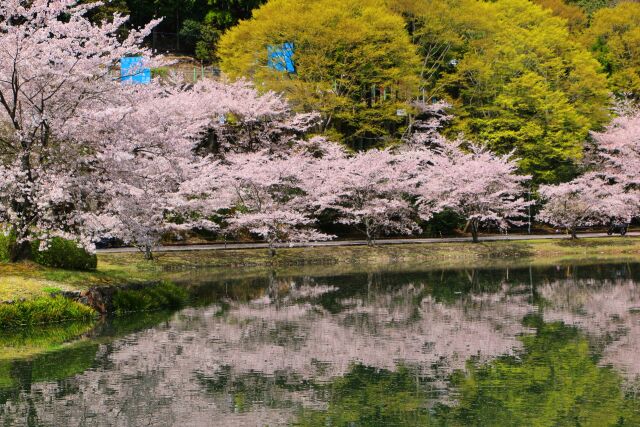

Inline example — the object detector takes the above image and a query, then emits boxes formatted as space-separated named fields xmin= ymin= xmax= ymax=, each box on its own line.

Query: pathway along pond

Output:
xmin=2 ymin=261 xmax=640 ymax=425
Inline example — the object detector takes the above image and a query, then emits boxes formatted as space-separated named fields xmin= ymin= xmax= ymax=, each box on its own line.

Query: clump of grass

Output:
xmin=41 ymin=286 xmax=63 ymax=294
xmin=0 ymin=296 xmax=97 ymax=328
xmin=112 ymin=281 xmax=189 ymax=315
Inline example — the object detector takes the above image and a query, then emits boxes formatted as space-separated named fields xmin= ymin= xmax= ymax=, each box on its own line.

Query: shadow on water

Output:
xmin=2 ymin=259 xmax=640 ymax=425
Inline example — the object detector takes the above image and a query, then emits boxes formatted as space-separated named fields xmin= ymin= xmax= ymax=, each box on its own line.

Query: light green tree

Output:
xmin=395 ymin=0 xmax=610 ymax=183
xmin=440 ymin=319 xmax=640 ymax=426
xmin=218 ymin=0 xmax=421 ymax=150
xmin=584 ymin=1 xmax=640 ymax=98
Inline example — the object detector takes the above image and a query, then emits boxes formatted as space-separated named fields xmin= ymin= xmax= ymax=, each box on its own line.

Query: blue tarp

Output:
xmin=120 ymin=57 xmax=151 ymax=84
xmin=267 ymin=43 xmax=295 ymax=73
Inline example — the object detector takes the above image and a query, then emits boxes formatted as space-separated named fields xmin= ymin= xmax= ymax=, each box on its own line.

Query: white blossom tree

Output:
xmin=537 ymin=105 xmax=640 ymax=237
xmin=83 ymin=79 xmax=291 ymax=259
xmin=538 ymin=173 xmax=636 ymax=238
xmin=416 ymin=143 xmax=531 ymax=242
xmin=590 ymin=107 xmax=640 ymax=190
xmin=312 ymin=148 xmax=423 ymax=245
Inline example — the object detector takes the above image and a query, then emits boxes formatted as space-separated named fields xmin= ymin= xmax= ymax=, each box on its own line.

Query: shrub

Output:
xmin=423 ymin=210 xmax=465 ymax=237
xmin=112 ymin=282 xmax=189 ymax=315
xmin=31 ymin=238 xmax=97 ymax=271
xmin=0 ymin=228 xmax=16 ymax=262
xmin=0 ymin=296 xmax=97 ymax=328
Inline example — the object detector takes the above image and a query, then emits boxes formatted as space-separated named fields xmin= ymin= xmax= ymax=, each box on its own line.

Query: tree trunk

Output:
xmin=366 ymin=234 xmax=374 ymax=246
xmin=365 ymin=222 xmax=374 ymax=246
xmin=10 ymin=239 xmax=32 ymax=262
xmin=8 ymin=149 xmax=36 ymax=262
xmin=143 ymin=245 xmax=154 ymax=261
xmin=570 ymin=228 xmax=578 ymax=239
xmin=470 ymin=219 xmax=479 ymax=243
xmin=268 ymin=243 xmax=276 ymax=257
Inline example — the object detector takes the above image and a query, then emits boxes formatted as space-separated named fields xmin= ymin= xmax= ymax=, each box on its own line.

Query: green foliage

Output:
xmin=584 ymin=2 xmax=640 ymax=97
xmin=397 ymin=0 xmax=610 ymax=183
xmin=112 ymin=281 xmax=189 ymax=315
xmin=31 ymin=238 xmax=97 ymax=271
xmin=566 ymin=0 xmax=614 ymax=15
xmin=79 ymin=0 xmax=130 ymax=23
xmin=219 ymin=0 xmax=421 ymax=149
xmin=295 ymin=364 xmax=436 ymax=426
xmin=151 ymin=67 xmax=170 ymax=79
xmin=0 ymin=297 xmax=97 ymax=329
xmin=0 ymin=227 xmax=15 ymax=262
xmin=532 ymin=0 xmax=587 ymax=32
xmin=83 ymin=0 xmax=265 ymax=59
xmin=422 ymin=209 xmax=465 ymax=237
xmin=438 ymin=319 xmax=640 ymax=426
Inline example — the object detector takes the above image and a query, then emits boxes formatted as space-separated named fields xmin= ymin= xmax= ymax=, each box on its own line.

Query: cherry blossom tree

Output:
xmin=537 ymin=173 xmax=637 ymax=238
xmin=416 ymin=143 xmax=531 ymax=243
xmin=182 ymin=138 xmax=340 ymax=256
xmin=590 ymin=107 xmax=640 ymax=190
xmin=537 ymin=105 xmax=640 ymax=237
xmin=312 ymin=148 xmax=422 ymax=245
xmin=225 ymin=151 xmax=335 ymax=255
xmin=402 ymin=100 xmax=452 ymax=148
xmin=80 ymin=78 xmax=294 ymax=260
xmin=0 ymin=0 xmax=159 ymax=260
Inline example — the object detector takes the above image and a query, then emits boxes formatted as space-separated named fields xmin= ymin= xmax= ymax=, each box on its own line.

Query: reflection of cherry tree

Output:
xmin=0 ymin=279 xmax=533 ymax=425
xmin=539 ymin=277 xmax=640 ymax=380
xmin=9 ymin=269 xmax=640 ymax=424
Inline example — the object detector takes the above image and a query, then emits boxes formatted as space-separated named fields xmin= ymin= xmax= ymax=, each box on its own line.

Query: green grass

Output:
xmin=0 ymin=296 xmax=97 ymax=328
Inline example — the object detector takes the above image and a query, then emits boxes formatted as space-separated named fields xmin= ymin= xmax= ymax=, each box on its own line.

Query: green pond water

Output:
xmin=2 ymin=261 xmax=640 ymax=426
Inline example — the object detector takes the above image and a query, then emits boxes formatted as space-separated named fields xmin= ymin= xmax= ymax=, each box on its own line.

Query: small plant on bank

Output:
xmin=0 ymin=296 xmax=97 ymax=329
xmin=112 ymin=282 xmax=189 ymax=315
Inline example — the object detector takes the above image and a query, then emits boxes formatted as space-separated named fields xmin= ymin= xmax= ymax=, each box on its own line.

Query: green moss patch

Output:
xmin=0 ymin=296 xmax=97 ymax=329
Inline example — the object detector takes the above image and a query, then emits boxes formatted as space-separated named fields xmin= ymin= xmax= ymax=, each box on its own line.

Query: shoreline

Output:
xmin=2 ymin=236 xmax=640 ymax=328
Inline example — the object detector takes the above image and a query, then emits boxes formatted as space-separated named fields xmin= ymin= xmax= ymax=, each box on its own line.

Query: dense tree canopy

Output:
xmin=83 ymin=0 xmax=265 ymax=60
xmin=585 ymin=1 xmax=640 ymax=98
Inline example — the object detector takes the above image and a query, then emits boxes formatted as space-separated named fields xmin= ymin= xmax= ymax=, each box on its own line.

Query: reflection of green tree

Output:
xmin=295 ymin=365 xmax=437 ymax=426
xmin=0 ymin=322 xmax=97 ymax=403
xmin=293 ymin=319 xmax=640 ymax=426
xmin=0 ymin=311 xmax=178 ymax=402
xmin=438 ymin=318 xmax=640 ymax=426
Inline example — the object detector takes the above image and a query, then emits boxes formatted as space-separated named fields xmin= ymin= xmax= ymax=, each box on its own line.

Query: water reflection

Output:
xmin=1 ymin=262 xmax=640 ymax=426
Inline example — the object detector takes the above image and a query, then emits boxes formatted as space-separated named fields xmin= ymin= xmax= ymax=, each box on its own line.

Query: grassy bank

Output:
xmin=3 ymin=236 xmax=640 ymax=302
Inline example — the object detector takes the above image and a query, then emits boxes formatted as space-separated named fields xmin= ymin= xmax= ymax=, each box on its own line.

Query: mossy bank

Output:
xmin=0 ymin=282 xmax=188 ymax=329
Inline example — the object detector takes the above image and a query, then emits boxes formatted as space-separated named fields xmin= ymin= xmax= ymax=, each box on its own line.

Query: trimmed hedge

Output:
xmin=112 ymin=282 xmax=189 ymax=315
xmin=31 ymin=238 xmax=97 ymax=271
xmin=0 ymin=296 xmax=97 ymax=328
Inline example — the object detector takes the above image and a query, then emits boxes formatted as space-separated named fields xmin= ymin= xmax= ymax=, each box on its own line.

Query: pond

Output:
xmin=2 ymin=261 xmax=640 ymax=426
